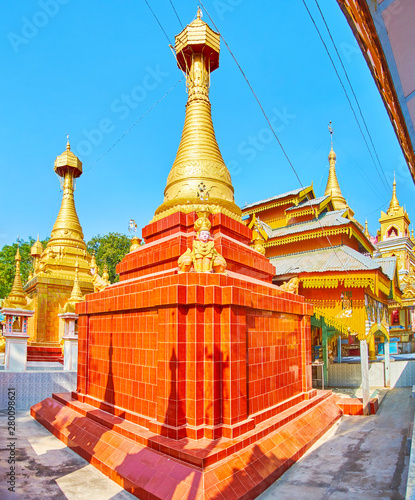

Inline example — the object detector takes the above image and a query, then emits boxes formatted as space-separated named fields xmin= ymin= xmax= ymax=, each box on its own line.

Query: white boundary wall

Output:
xmin=328 ymin=360 xmax=415 ymax=387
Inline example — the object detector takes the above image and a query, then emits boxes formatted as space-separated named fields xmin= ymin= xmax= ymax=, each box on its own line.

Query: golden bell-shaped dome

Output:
xmin=153 ymin=10 xmax=241 ymax=222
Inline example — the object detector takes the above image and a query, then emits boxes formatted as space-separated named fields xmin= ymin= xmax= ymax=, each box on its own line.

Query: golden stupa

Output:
xmin=24 ymin=139 xmax=94 ymax=355
xmin=324 ymin=123 xmax=356 ymax=220
xmin=3 ymin=246 xmax=32 ymax=310
xmin=153 ymin=8 xmax=242 ymax=221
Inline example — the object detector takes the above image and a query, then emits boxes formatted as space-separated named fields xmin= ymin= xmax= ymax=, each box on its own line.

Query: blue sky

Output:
xmin=1 ymin=0 xmax=413 ymax=248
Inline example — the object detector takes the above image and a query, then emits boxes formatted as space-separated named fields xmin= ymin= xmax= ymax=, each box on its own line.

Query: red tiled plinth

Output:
xmin=31 ymin=390 xmax=341 ymax=499
xmin=31 ymin=211 xmax=338 ymax=498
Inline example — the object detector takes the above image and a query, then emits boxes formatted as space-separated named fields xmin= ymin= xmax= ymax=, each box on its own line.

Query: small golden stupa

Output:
xmin=153 ymin=8 xmax=241 ymax=222
xmin=3 ymin=246 xmax=32 ymax=310
xmin=24 ymin=139 xmax=94 ymax=355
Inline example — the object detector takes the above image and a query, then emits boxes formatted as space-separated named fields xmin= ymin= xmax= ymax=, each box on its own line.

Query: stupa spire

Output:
xmin=5 ymin=244 xmax=27 ymax=308
xmin=324 ymin=122 xmax=347 ymax=211
xmin=387 ymin=173 xmax=400 ymax=216
xmin=48 ymin=138 xmax=86 ymax=250
xmin=153 ymin=10 xmax=241 ymax=221
xmin=364 ymin=219 xmax=370 ymax=238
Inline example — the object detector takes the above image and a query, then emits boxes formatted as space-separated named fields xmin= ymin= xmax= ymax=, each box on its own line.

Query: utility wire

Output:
xmin=168 ymin=0 xmax=183 ymax=29
xmin=198 ymin=0 xmax=353 ymax=274
xmin=143 ymin=0 xmax=172 ymax=45
xmin=85 ymin=77 xmax=184 ymax=172
xmin=313 ymin=0 xmax=390 ymax=191
xmin=302 ymin=0 xmax=390 ymax=194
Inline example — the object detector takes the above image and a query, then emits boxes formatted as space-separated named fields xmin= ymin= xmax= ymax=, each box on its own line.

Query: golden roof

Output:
xmin=153 ymin=10 xmax=241 ymax=222
xmin=54 ymin=137 xmax=82 ymax=178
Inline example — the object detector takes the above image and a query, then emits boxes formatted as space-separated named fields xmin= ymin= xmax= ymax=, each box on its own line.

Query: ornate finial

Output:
xmin=387 ymin=172 xmax=400 ymax=215
xmin=90 ymin=251 xmax=98 ymax=274
xmin=128 ymin=219 xmax=137 ymax=234
xmin=324 ymin=124 xmax=346 ymax=211
xmin=66 ymin=134 xmax=70 ymax=151
xmin=364 ymin=219 xmax=370 ymax=238
xmin=328 ymin=121 xmax=333 ymax=148
xmin=60 ymin=254 xmax=84 ymax=313
xmin=411 ymin=228 xmax=415 ymax=243
xmin=102 ymin=264 xmax=110 ymax=282
xmin=152 ymin=12 xmax=241 ymax=223
xmin=197 ymin=6 xmax=202 ymax=19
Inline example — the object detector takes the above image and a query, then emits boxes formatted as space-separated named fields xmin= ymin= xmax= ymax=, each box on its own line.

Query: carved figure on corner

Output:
xmin=280 ymin=276 xmax=299 ymax=294
xmin=178 ymin=213 xmax=227 ymax=274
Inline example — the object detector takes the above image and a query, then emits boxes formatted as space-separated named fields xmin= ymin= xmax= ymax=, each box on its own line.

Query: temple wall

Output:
xmin=25 ymin=276 xmax=93 ymax=345
xmin=246 ymin=312 xmax=304 ymax=415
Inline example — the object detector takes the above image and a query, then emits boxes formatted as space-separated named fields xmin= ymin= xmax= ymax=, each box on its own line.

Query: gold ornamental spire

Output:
xmin=60 ymin=257 xmax=85 ymax=313
xmin=47 ymin=139 xmax=86 ymax=250
xmin=364 ymin=219 xmax=370 ymax=238
xmin=153 ymin=10 xmax=241 ymax=221
xmin=324 ymin=122 xmax=347 ymax=211
xmin=387 ymin=173 xmax=400 ymax=216
xmin=5 ymin=246 xmax=27 ymax=308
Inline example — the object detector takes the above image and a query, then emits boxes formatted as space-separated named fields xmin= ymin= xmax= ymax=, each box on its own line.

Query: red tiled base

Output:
xmin=335 ymin=397 xmax=379 ymax=415
xmin=31 ymin=390 xmax=341 ymax=499
xmin=27 ymin=345 xmax=63 ymax=363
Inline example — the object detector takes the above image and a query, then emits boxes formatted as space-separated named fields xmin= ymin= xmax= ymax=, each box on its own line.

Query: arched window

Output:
xmin=387 ymin=226 xmax=398 ymax=238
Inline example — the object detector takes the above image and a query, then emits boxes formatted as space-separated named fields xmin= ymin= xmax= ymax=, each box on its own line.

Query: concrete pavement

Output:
xmin=259 ymin=387 xmax=415 ymax=500
xmin=0 ymin=388 xmax=413 ymax=499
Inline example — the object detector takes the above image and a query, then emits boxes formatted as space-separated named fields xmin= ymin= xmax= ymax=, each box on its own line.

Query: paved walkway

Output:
xmin=0 ymin=388 xmax=413 ymax=499
xmin=259 ymin=388 xmax=415 ymax=500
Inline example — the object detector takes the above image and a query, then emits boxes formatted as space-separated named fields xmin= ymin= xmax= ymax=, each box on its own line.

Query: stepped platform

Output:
xmin=31 ymin=389 xmax=341 ymax=499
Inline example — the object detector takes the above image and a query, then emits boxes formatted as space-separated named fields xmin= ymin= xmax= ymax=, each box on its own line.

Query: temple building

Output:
xmin=373 ymin=175 xmax=415 ymax=352
xmin=243 ymin=138 xmax=401 ymax=384
xmin=24 ymin=139 xmax=94 ymax=361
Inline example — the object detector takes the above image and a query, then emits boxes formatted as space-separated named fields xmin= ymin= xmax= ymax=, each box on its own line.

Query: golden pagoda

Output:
xmin=3 ymin=246 xmax=32 ymax=310
xmin=24 ymin=139 xmax=94 ymax=359
xmin=324 ymin=123 xmax=349 ymax=212
xmin=153 ymin=8 xmax=241 ymax=222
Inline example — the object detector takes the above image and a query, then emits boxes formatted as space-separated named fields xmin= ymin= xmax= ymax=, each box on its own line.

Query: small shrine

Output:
xmin=1 ymin=247 xmax=34 ymax=371
xmin=24 ymin=139 xmax=94 ymax=362
xmin=32 ymin=11 xmax=342 ymax=499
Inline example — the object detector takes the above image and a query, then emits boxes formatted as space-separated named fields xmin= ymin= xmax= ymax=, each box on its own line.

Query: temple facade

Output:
xmin=374 ymin=175 xmax=415 ymax=352
xmin=243 ymin=139 xmax=401 ymax=384
xmin=24 ymin=140 xmax=94 ymax=361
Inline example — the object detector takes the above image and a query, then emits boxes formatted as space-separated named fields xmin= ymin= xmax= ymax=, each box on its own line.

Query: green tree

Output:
xmin=87 ymin=233 xmax=131 ymax=284
xmin=0 ymin=237 xmax=48 ymax=299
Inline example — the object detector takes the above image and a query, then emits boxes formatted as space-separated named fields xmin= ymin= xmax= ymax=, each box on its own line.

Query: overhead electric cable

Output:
xmin=168 ymin=0 xmax=184 ymax=29
xmin=85 ymin=77 xmax=184 ymax=172
xmin=313 ymin=0 xmax=389 ymax=191
xmin=143 ymin=0 xmax=172 ymax=45
xmin=301 ymin=0 xmax=390 ymax=194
